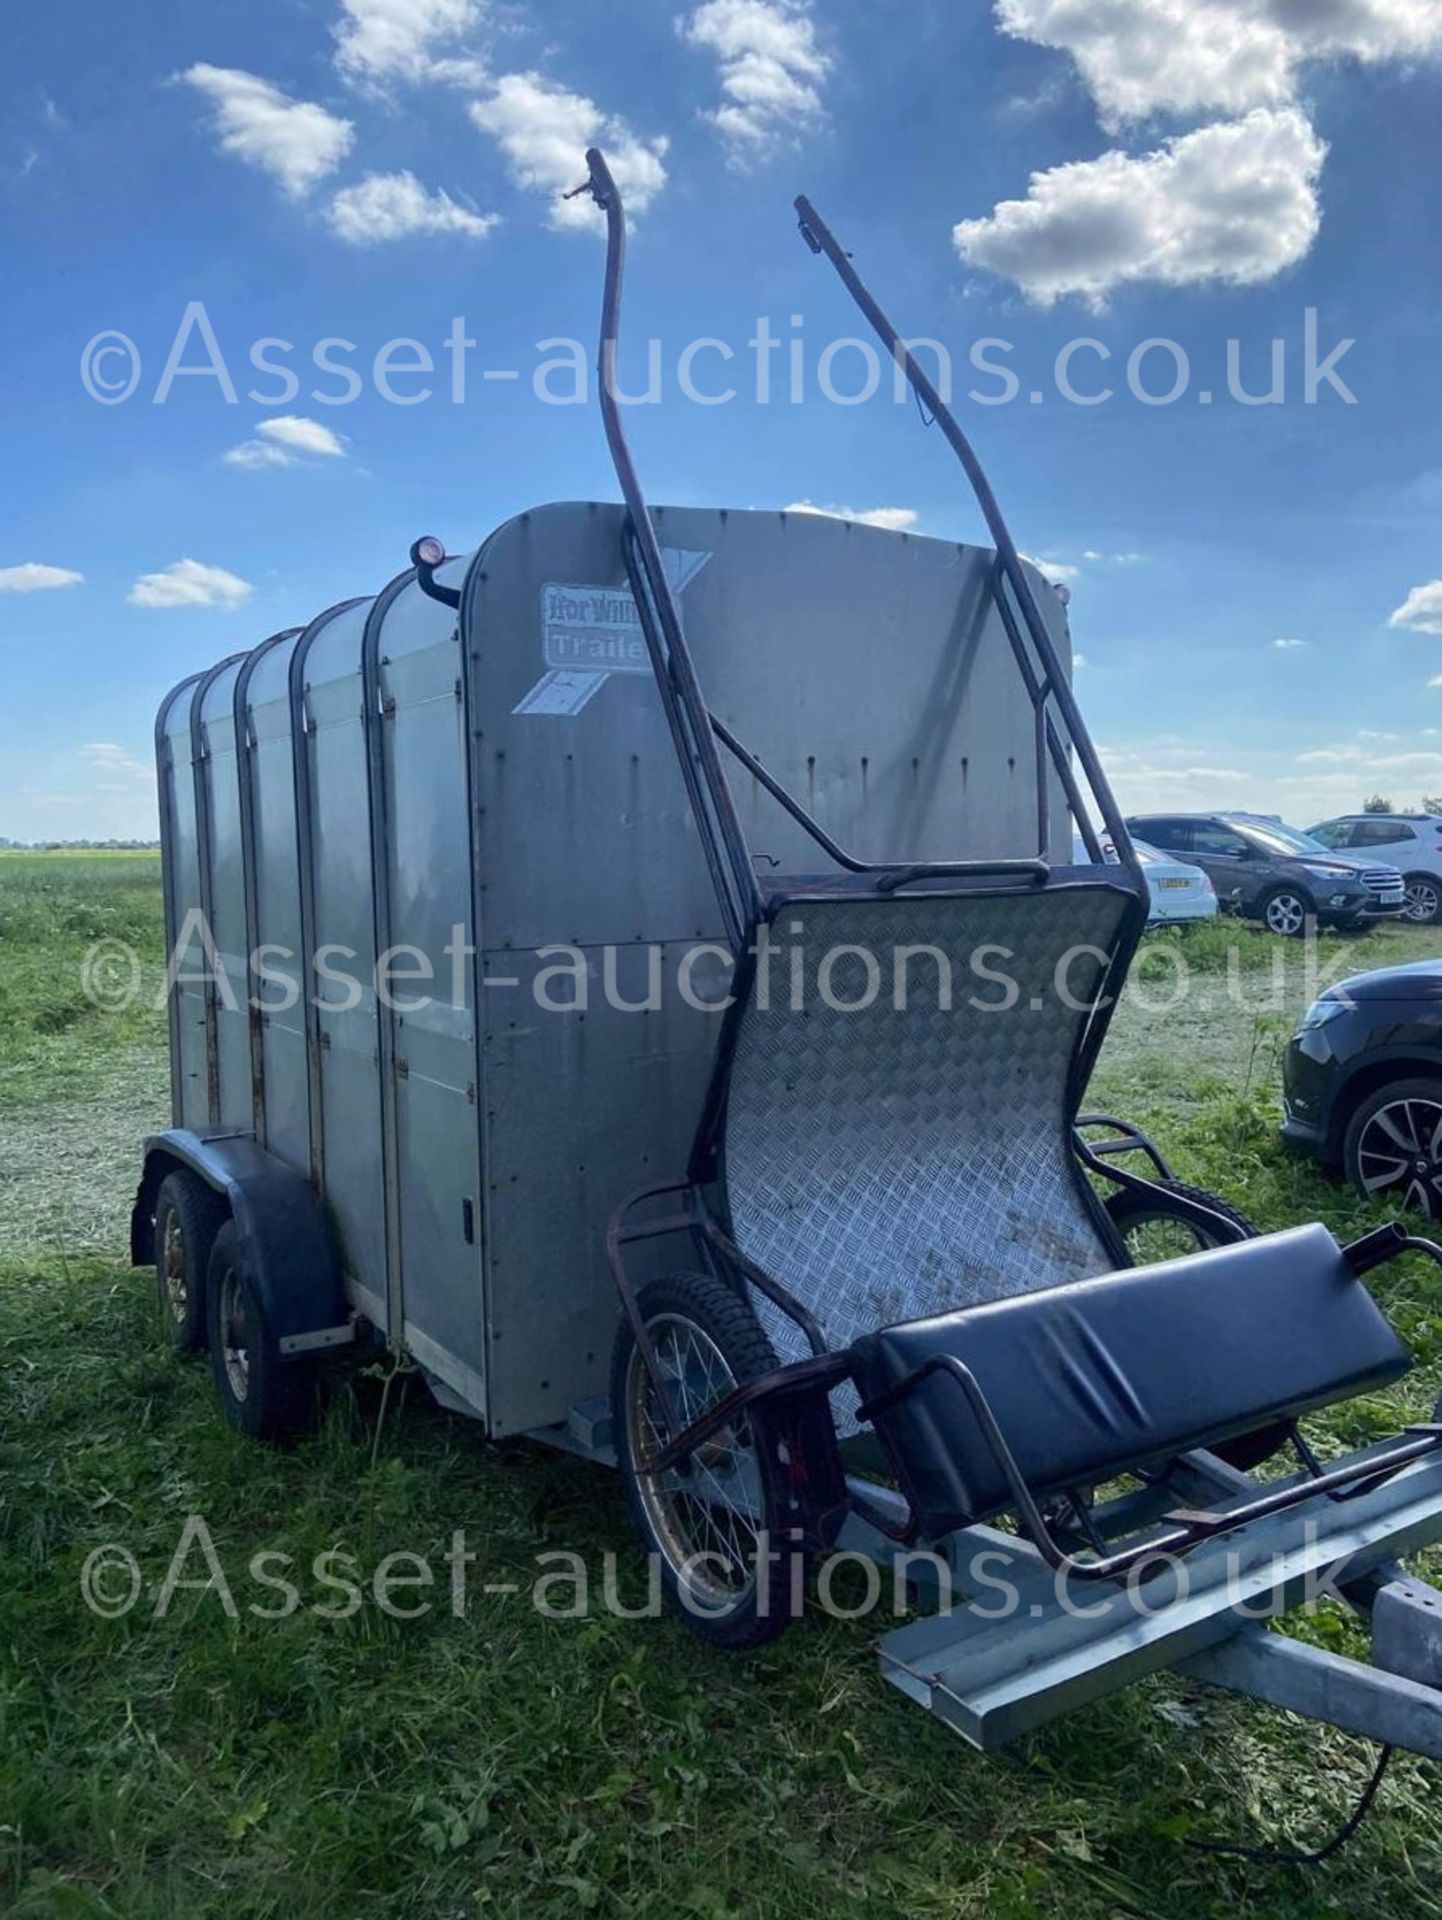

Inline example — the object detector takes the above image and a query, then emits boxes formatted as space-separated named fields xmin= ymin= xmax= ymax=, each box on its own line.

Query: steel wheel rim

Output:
xmin=1357 ymin=1097 xmax=1442 ymax=1217
xmin=1266 ymin=894 xmax=1305 ymax=936
xmin=1405 ymin=880 xmax=1439 ymax=923
xmin=162 ymin=1211 xmax=187 ymax=1323
xmin=218 ymin=1267 xmax=252 ymax=1400
xmin=626 ymin=1313 xmax=762 ymax=1611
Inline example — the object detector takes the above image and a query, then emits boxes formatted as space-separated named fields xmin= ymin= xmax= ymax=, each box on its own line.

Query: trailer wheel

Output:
xmin=612 ymin=1273 xmax=802 ymax=1651
xmin=153 ymin=1170 xmax=228 ymax=1353
xmin=205 ymin=1222 xmax=315 ymax=1443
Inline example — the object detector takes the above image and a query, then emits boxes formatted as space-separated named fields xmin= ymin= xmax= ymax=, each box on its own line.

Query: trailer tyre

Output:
xmin=205 ymin=1222 xmax=315 ymax=1444
xmin=612 ymin=1273 xmax=803 ymax=1651
xmin=153 ymin=1170 xmax=228 ymax=1353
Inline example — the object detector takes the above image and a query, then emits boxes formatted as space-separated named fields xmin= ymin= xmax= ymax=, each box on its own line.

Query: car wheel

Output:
xmin=1403 ymin=875 xmax=1442 ymax=926
xmin=612 ymin=1272 xmax=803 ymax=1651
xmin=1344 ymin=1078 xmax=1442 ymax=1221
xmin=1259 ymin=888 xmax=1310 ymax=938
xmin=153 ymin=1170 xmax=228 ymax=1353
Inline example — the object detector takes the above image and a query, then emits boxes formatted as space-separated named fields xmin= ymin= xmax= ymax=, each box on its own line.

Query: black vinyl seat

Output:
xmin=850 ymin=1224 xmax=1411 ymax=1539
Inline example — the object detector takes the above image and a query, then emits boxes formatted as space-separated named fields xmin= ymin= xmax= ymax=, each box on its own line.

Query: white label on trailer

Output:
xmin=513 ymin=547 xmax=711 ymax=716
xmin=513 ymin=669 xmax=608 ymax=716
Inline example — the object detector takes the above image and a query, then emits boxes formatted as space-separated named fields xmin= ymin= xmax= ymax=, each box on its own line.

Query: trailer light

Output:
xmin=410 ymin=535 xmax=446 ymax=570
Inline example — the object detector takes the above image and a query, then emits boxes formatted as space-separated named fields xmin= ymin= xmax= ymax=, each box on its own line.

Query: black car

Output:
xmin=1124 ymin=811 xmax=1406 ymax=936
xmin=1283 ymin=960 xmax=1442 ymax=1218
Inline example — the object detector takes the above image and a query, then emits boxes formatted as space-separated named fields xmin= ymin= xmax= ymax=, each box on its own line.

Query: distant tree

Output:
xmin=1362 ymin=794 xmax=1396 ymax=814
xmin=1424 ymin=796 xmax=1442 ymax=816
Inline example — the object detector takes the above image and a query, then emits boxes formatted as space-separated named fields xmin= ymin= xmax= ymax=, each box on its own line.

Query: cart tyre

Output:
xmin=205 ymin=1222 xmax=316 ymax=1444
xmin=154 ymin=1170 xmax=228 ymax=1353
xmin=1105 ymin=1179 xmax=1288 ymax=1471
xmin=612 ymin=1272 xmax=804 ymax=1651
xmin=1105 ymin=1178 xmax=1257 ymax=1259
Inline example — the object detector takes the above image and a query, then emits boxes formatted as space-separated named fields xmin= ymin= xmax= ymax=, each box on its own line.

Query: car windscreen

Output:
xmin=1229 ymin=819 xmax=1329 ymax=857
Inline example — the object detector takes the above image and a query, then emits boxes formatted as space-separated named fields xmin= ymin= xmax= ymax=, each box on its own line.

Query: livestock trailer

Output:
xmin=132 ymin=151 xmax=1442 ymax=1790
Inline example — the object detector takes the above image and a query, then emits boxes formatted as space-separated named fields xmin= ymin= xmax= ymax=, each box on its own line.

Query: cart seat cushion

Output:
xmin=850 ymin=1223 xmax=1410 ymax=1538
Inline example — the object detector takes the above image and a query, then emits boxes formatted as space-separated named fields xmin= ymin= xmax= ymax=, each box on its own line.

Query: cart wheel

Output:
xmin=1105 ymin=1180 xmax=1287 ymax=1471
xmin=612 ymin=1272 xmax=802 ymax=1651
xmin=1106 ymin=1178 xmax=1257 ymax=1266
xmin=153 ymin=1170 xmax=228 ymax=1353
xmin=205 ymin=1222 xmax=315 ymax=1443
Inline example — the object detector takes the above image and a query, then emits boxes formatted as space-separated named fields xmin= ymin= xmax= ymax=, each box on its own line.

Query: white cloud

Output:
xmin=996 ymin=0 xmax=1442 ymax=128
xmin=1430 ymin=673 xmax=1442 ymax=689
xmin=180 ymin=65 xmax=354 ymax=199
xmin=469 ymin=73 xmax=668 ymax=231
xmin=224 ymin=441 xmax=295 ymax=471
xmin=258 ymin=415 xmax=346 ymax=457
xmin=1390 ymin=580 xmax=1442 ymax=634
xmin=679 ymin=0 xmax=830 ymax=162
xmin=954 ymin=107 xmax=1324 ymax=307
xmin=81 ymin=742 xmax=152 ymax=786
xmin=225 ymin=415 xmax=348 ymax=470
xmin=783 ymin=501 xmax=919 ymax=531
xmin=0 ymin=562 xmax=84 ymax=593
xmin=128 ymin=559 xmax=253 ymax=611
xmin=325 ymin=170 xmax=499 ymax=243
xmin=1105 ymin=721 xmax=1442 ymax=821
xmin=1021 ymin=551 xmax=1079 ymax=581
xmin=1271 ymin=635 xmax=1308 ymax=650
xmin=334 ymin=0 xmax=486 ymax=85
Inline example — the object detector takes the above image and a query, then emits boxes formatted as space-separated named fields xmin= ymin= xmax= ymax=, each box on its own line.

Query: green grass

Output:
xmin=4 ymin=856 xmax=1442 ymax=1916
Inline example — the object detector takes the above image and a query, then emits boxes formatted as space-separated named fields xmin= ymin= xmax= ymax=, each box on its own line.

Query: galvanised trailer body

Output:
xmin=144 ymin=506 xmax=1074 ymax=1437
xmin=132 ymin=151 xmax=1442 ymax=1793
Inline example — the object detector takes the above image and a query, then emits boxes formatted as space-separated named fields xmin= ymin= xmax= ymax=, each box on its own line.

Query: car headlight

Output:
xmin=1299 ymin=998 xmax=1348 ymax=1032
xmin=1302 ymin=863 xmax=1356 ymax=881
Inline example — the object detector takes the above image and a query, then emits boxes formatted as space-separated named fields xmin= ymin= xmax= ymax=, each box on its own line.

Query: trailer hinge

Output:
xmin=381 ymin=694 xmax=397 ymax=717
xmin=395 ymin=1054 xmax=409 ymax=1077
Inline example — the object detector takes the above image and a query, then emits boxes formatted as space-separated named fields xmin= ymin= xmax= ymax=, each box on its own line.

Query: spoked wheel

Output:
xmin=205 ymin=1223 xmax=315 ymax=1443
xmin=152 ymin=1170 xmax=227 ymax=1353
xmin=1105 ymin=1178 xmax=1258 ymax=1266
xmin=1345 ymin=1079 xmax=1442 ymax=1221
xmin=1260 ymin=889 xmax=1310 ymax=939
xmin=612 ymin=1273 xmax=802 ymax=1650
xmin=1104 ymin=1179 xmax=1287 ymax=1471
xmin=1403 ymin=876 xmax=1442 ymax=926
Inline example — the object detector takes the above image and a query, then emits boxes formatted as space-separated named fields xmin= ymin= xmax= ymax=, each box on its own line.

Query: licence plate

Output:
xmin=1159 ymin=878 xmax=1190 ymax=890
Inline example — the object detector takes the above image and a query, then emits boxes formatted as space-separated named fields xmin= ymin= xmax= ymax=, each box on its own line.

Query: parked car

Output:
xmin=1073 ymin=835 xmax=1217 ymax=923
xmin=1308 ymin=813 xmax=1442 ymax=925
xmin=1283 ymin=960 xmax=1442 ymax=1218
xmin=1123 ymin=811 xmax=1406 ymax=936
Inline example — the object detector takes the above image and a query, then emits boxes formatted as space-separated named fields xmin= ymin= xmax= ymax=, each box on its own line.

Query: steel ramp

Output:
xmin=877 ymin=1450 xmax=1442 ymax=1752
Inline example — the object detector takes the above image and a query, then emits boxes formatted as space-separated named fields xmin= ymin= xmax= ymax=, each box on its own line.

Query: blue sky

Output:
xmin=2 ymin=0 xmax=1441 ymax=841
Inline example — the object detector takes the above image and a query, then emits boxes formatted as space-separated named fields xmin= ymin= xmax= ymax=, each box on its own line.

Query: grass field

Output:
xmin=5 ymin=850 xmax=1442 ymax=1917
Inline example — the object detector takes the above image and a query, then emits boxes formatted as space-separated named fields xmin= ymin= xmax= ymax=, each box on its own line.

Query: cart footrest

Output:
xmin=877 ymin=1450 xmax=1442 ymax=1750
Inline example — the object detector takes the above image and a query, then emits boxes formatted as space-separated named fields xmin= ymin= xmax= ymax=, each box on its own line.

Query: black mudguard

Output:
xmin=131 ymin=1130 xmax=347 ymax=1349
